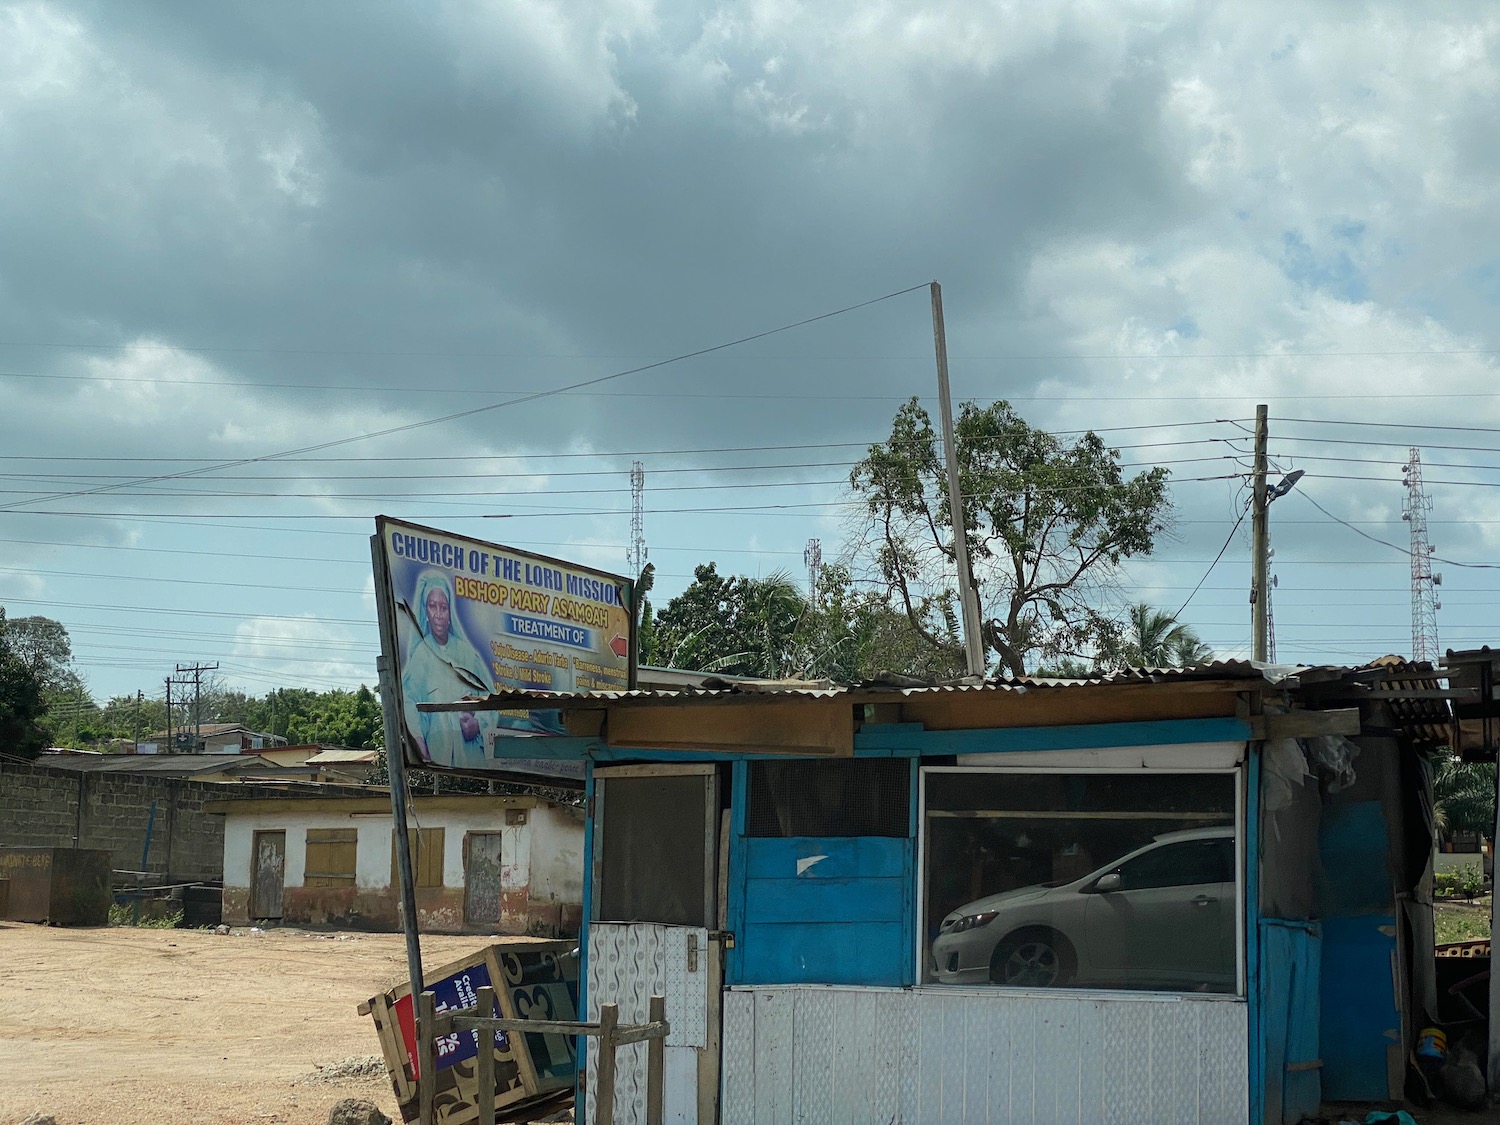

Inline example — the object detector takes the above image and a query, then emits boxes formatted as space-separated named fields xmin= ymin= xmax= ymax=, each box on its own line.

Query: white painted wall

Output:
xmin=223 ymin=809 xmax=388 ymax=890
xmin=530 ymin=804 xmax=586 ymax=905
xmin=220 ymin=801 xmax=584 ymax=897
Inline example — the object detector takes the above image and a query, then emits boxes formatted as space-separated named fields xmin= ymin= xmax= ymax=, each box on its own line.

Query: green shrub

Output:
xmin=1435 ymin=863 xmax=1487 ymax=901
xmin=108 ymin=903 xmax=184 ymax=928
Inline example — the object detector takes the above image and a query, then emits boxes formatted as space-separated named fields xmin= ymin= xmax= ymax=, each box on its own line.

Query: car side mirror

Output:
xmin=1093 ymin=872 xmax=1122 ymax=893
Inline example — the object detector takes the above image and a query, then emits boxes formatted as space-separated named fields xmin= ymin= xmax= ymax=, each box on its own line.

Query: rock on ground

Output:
xmin=22 ymin=1114 xmax=58 ymax=1125
xmin=300 ymin=1055 xmax=388 ymax=1084
xmin=327 ymin=1098 xmax=391 ymax=1125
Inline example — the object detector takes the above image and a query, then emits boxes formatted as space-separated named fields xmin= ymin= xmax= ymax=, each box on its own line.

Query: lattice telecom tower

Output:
xmin=1402 ymin=448 xmax=1441 ymax=663
xmin=804 ymin=538 xmax=823 ymax=604
xmin=628 ymin=461 xmax=647 ymax=577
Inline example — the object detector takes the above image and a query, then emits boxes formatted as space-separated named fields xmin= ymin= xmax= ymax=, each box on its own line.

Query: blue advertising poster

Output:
xmin=429 ymin=961 xmax=506 ymax=1071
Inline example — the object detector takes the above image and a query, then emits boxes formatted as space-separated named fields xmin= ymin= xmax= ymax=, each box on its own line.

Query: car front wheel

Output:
xmin=989 ymin=929 xmax=1075 ymax=988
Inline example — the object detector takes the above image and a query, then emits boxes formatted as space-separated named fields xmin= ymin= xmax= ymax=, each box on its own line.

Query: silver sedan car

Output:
xmin=930 ymin=827 xmax=1236 ymax=991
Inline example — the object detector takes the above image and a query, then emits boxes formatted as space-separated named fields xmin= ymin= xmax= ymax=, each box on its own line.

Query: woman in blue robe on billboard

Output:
xmin=401 ymin=571 xmax=495 ymax=767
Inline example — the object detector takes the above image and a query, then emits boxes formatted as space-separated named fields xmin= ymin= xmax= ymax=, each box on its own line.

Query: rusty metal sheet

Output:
xmin=251 ymin=830 xmax=285 ymax=919
xmin=464 ymin=832 xmax=504 ymax=927
xmin=0 ymin=848 xmax=110 ymax=925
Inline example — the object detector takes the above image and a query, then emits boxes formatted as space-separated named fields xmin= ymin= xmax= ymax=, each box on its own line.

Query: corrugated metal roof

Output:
xmin=426 ymin=659 xmax=1284 ymax=712
xmin=305 ymin=749 xmax=378 ymax=764
xmin=35 ymin=753 xmax=310 ymax=776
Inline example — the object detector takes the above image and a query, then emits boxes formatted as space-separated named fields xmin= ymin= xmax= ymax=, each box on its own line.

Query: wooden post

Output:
xmin=475 ymin=985 xmax=497 ymax=1125
xmin=645 ymin=995 xmax=666 ymax=1125
xmin=1251 ymin=403 xmax=1270 ymax=662
xmin=595 ymin=1003 xmax=619 ymax=1125
xmin=418 ymin=990 xmax=439 ymax=1125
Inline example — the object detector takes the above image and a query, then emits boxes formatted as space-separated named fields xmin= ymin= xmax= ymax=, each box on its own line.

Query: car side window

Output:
xmin=1115 ymin=839 xmax=1231 ymax=890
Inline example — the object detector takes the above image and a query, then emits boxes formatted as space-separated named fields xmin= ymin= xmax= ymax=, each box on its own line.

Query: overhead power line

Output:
xmin=1297 ymin=489 xmax=1500 ymax=571
xmin=0 ymin=283 xmax=931 ymax=514
xmin=1173 ymin=503 xmax=1250 ymax=620
xmin=0 ymin=427 xmax=1245 ymax=467
xmin=1274 ymin=417 xmax=1500 ymax=436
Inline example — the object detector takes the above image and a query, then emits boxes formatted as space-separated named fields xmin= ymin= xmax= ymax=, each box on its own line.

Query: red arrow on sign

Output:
xmin=609 ymin=635 xmax=630 ymax=659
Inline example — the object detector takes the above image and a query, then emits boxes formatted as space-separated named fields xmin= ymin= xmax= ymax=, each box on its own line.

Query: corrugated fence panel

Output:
xmin=721 ymin=990 xmax=755 ymax=1125
xmin=720 ymin=987 xmax=1248 ymax=1125
xmin=586 ymin=923 xmax=708 ymax=1125
xmin=751 ymin=988 xmax=794 ymax=1125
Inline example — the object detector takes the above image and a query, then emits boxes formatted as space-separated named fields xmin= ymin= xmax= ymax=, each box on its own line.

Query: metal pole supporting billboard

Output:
xmin=371 ymin=535 xmax=424 ymax=1009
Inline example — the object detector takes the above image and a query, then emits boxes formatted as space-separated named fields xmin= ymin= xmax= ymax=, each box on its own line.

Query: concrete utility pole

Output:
xmin=930 ymin=281 xmax=985 ymax=678
xmin=1251 ymin=405 xmax=1270 ymax=663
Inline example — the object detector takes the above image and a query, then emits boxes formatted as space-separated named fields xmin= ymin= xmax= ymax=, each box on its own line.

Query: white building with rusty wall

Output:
xmin=211 ymin=792 xmax=584 ymax=935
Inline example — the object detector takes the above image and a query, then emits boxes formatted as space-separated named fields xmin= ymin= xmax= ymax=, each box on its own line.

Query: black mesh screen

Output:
xmin=746 ymin=758 xmax=911 ymax=838
xmin=598 ymin=774 xmax=708 ymax=926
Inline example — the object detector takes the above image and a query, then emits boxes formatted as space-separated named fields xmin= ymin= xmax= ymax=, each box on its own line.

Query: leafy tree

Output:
xmin=850 ymin=397 xmax=1172 ymax=677
xmin=98 ymin=694 xmax=169 ymax=745
xmin=0 ymin=610 xmax=50 ymax=758
xmin=789 ymin=564 xmax=967 ymax=683
xmin=643 ymin=562 xmax=967 ymax=683
xmin=4 ymin=615 xmax=85 ymax=696
xmin=644 ymin=563 xmax=786 ymax=676
xmin=285 ymin=686 xmax=383 ymax=748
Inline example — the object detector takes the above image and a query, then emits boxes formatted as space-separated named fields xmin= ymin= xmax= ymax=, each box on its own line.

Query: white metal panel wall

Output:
xmin=721 ymin=986 xmax=1248 ymax=1125
xmin=586 ymin=922 xmax=709 ymax=1125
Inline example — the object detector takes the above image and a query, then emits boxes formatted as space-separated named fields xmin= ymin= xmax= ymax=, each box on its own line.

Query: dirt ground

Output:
xmin=0 ymin=921 xmax=565 ymax=1125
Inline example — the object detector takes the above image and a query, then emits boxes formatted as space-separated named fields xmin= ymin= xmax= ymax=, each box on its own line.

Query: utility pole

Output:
xmin=164 ymin=677 xmax=173 ymax=753
xmin=627 ymin=460 xmax=647 ymax=579
xmin=931 ymin=281 xmax=985 ymax=678
xmin=804 ymin=538 xmax=823 ymax=606
xmin=1251 ymin=404 xmax=1270 ymax=662
xmin=133 ymin=689 xmax=143 ymax=754
xmin=174 ymin=662 xmax=218 ymax=752
xmin=1403 ymin=448 xmax=1441 ymax=663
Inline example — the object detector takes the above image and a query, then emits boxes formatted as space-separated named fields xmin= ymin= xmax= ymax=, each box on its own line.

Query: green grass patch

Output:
xmin=1435 ymin=896 xmax=1492 ymax=944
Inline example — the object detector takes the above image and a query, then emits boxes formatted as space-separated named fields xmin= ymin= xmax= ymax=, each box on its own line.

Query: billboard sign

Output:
xmin=373 ymin=517 xmax=633 ymax=772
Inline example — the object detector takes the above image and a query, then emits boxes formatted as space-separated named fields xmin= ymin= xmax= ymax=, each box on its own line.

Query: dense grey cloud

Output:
xmin=3 ymin=0 xmax=1500 ymax=695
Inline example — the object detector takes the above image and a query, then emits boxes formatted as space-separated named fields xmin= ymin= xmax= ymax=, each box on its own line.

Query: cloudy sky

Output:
xmin=4 ymin=0 xmax=1500 ymax=703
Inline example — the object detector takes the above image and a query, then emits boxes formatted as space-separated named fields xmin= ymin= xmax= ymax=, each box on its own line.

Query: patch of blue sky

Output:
xmin=1467 ymin=262 xmax=1500 ymax=304
xmin=1281 ymin=230 xmax=1369 ymax=302
xmin=1331 ymin=219 xmax=1366 ymax=243
xmin=1168 ymin=316 xmax=1200 ymax=339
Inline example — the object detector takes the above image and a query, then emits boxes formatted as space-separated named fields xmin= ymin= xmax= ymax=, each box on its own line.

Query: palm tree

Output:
xmin=1432 ymin=750 xmax=1496 ymax=840
xmin=1118 ymin=603 xmax=1213 ymax=669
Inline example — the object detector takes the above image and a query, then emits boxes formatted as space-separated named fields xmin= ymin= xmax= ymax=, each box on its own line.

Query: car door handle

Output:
xmin=1192 ymin=895 xmax=1217 ymax=906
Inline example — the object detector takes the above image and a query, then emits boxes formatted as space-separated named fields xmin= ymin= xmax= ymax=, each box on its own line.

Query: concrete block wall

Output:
xmin=0 ymin=759 xmax=372 ymax=883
